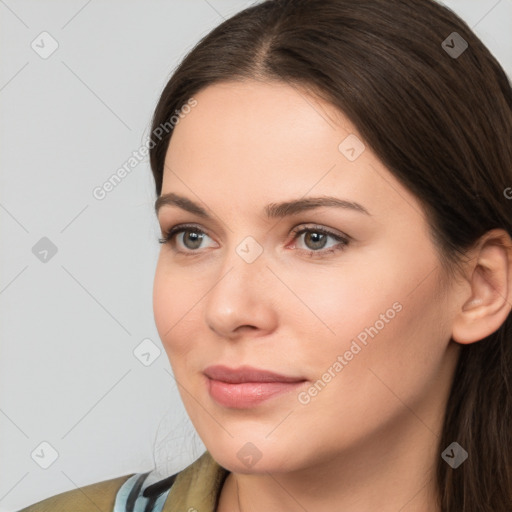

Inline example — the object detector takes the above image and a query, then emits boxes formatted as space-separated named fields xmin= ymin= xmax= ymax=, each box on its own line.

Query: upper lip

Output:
xmin=204 ymin=365 xmax=306 ymax=384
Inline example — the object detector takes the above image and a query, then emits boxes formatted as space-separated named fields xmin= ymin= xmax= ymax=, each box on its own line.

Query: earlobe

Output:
xmin=451 ymin=229 xmax=512 ymax=345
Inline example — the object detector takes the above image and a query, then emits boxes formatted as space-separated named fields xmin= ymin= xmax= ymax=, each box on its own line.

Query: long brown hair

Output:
xmin=148 ymin=0 xmax=512 ymax=509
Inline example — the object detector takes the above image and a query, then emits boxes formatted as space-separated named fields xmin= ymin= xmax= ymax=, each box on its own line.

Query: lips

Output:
xmin=203 ymin=364 xmax=305 ymax=384
xmin=203 ymin=365 xmax=307 ymax=408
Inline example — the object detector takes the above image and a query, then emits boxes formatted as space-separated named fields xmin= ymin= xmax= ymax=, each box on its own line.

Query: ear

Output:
xmin=451 ymin=228 xmax=512 ymax=344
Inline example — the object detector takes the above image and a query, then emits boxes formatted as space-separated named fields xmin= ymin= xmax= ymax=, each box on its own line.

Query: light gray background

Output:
xmin=1 ymin=1 xmax=511 ymax=511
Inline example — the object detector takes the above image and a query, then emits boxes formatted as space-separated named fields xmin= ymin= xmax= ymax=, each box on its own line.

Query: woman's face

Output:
xmin=153 ymin=80 xmax=461 ymax=474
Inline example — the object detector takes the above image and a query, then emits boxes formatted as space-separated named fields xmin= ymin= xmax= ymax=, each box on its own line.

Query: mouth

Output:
xmin=203 ymin=365 xmax=308 ymax=409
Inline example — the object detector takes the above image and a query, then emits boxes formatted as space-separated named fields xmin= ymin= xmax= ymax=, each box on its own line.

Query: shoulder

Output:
xmin=17 ymin=473 xmax=135 ymax=512
xmin=17 ymin=451 xmax=229 ymax=512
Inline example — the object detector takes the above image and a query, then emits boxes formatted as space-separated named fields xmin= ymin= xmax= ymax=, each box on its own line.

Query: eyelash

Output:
xmin=158 ymin=223 xmax=350 ymax=259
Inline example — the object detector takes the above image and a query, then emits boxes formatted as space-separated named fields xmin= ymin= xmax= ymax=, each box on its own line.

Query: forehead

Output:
xmin=166 ymin=80 xmax=347 ymax=171
xmin=161 ymin=80 xmax=424 ymax=227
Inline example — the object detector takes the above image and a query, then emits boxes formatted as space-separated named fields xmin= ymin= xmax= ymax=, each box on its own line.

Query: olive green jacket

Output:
xmin=18 ymin=450 xmax=229 ymax=512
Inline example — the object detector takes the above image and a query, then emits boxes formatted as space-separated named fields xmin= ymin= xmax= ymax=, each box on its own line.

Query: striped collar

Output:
xmin=114 ymin=451 xmax=230 ymax=512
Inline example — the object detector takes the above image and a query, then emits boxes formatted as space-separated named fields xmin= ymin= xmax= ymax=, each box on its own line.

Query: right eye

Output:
xmin=158 ymin=224 xmax=216 ymax=253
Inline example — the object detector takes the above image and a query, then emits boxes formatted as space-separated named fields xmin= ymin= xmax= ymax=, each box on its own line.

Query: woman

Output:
xmin=19 ymin=0 xmax=512 ymax=510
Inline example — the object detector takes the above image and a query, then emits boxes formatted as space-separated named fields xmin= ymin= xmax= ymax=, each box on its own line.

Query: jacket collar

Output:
xmin=163 ymin=450 xmax=229 ymax=512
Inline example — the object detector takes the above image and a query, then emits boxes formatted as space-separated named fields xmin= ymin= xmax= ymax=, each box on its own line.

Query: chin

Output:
xmin=205 ymin=437 xmax=298 ymax=474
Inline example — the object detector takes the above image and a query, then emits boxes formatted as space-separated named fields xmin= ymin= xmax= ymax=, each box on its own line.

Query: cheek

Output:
xmin=288 ymin=273 xmax=448 ymax=451
xmin=325 ymin=266 xmax=446 ymax=408
xmin=152 ymin=257 xmax=200 ymax=360
xmin=287 ymin=242 xmax=447 ymax=391
xmin=277 ymin=259 xmax=405 ymax=362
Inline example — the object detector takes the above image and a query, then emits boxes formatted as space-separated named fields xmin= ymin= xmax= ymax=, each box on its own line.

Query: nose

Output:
xmin=204 ymin=240 xmax=279 ymax=340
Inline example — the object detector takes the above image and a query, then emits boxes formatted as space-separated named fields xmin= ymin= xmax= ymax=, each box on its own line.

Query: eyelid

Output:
xmin=159 ymin=222 xmax=217 ymax=248
xmin=158 ymin=221 xmax=351 ymax=258
xmin=289 ymin=224 xmax=350 ymax=242
xmin=159 ymin=221 xmax=349 ymax=240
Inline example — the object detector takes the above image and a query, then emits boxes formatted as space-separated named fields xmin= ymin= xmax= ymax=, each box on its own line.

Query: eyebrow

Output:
xmin=155 ymin=192 xmax=371 ymax=218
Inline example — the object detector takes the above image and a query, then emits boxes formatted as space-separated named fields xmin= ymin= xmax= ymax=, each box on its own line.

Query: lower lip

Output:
xmin=206 ymin=377 xmax=306 ymax=409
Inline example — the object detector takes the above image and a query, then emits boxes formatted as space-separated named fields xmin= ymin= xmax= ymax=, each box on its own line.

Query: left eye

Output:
xmin=158 ymin=224 xmax=350 ymax=258
xmin=290 ymin=226 xmax=349 ymax=255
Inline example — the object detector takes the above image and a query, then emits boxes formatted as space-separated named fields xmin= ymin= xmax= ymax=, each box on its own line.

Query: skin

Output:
xmin=153 ymin=79 xmax=512 ymax=512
